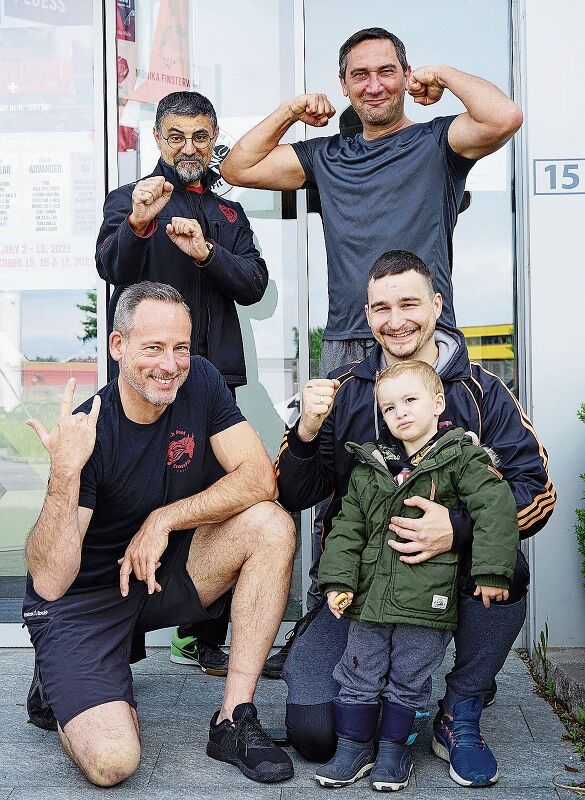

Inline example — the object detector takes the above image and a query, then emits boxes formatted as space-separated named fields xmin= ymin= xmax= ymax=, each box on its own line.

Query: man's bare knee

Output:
xmin=61 ymin=703 xmax=141 ymax=787
xmin=83 ymin=740 xmax=141 ymax=787
xmin=242 ymin=502 xmax=296 ymax=554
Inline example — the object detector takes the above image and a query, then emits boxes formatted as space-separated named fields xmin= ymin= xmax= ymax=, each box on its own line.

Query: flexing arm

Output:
xmin=220 ymin=94 xmax=335 ymax=190
xmin=25 ymin=380 xmax=100 ymax=601
xmin=407 ymin=65 xmax=523 ymax=159
xmin=119 ymin=421 xmax=277 ymax=595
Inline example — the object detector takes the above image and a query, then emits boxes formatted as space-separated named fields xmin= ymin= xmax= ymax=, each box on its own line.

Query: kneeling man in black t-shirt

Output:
xmin=23 ymin=281 xmax=296 ymax=786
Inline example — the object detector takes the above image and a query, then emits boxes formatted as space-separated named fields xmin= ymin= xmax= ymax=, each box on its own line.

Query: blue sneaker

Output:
xmin=370 ymin=740 xmax=413 ymax=791
xmin=315 ymin=738 xmax=376 ymax=788
xmin=432 ymin=697 xmax=499 ymax=787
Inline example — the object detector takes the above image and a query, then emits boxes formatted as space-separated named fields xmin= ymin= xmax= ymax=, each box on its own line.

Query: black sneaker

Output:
xmin=262 ymin=601 xmax=324 ymax=679
xmin=170 ymin=628 xmax=229 ymax=676
xmin=207 ymin=702 xmax=294 ymax=783
xmin=483 ymin=679 xmax=497 ymax=708
xmin=262 ymin=634 xmax=294 ymax=679
xmin=27 ymin=658 xmax=57 ymax=731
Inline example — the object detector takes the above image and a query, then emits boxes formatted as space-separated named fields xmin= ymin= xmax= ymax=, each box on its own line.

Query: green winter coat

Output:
xmin=318 ymin=428 xmax=519 ymax=631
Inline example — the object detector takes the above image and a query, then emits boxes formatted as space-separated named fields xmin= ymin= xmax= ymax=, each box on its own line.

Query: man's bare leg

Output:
xmin=186 ymin=501 xmax=296 ymax=720
xmin=59 ymin=701 xmax=140 ymax=787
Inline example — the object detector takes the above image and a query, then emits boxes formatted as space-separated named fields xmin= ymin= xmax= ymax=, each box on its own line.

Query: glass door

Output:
xmin=0 ymin=0 xmax=101 ymax=633
xmin=110 ymin=0 xmax=303 ymax=630
xmin=304 ymin=0 xmax=516 ymax=389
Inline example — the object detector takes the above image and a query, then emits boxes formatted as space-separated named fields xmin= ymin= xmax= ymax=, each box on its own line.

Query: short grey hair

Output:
xmin=155 ymin=91 xmax=218 ymax=133
xmin=113 ymin=282 xmax=191 ymax=335
xmin=339 ymin=27 xmax=408 ymax=80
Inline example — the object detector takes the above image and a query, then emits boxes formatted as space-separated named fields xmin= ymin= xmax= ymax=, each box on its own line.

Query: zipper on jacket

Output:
xmin=351 ymin=439 xmax=462 ymax=499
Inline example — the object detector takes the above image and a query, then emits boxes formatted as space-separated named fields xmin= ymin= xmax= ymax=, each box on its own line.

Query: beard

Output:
xmin=119 ymin=361 xmax=188 ymax=407
xmin=173 ymin=153 xmax=207 ymax=185
xmin=377 ymin=320 xmax=434 ymax=361
xmin=351 ymin=84 xmax=407 ymax=130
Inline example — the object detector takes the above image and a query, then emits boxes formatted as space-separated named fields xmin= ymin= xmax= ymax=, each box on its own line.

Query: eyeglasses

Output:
xmin=160 ymin=132 xmax=214 ymax=150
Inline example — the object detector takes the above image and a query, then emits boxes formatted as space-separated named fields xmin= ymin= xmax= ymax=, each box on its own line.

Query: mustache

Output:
xmin=174 ymin=154 xmax=204 ymax=165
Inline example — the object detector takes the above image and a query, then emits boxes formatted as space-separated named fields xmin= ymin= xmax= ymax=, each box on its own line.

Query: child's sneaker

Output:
xmin=315 ymin=738 xmax=376 ymax=788
xmin=370 ymin=740 xmax=413 ymax=791
xmin=432 ymin=697 xmax=499 ymax=786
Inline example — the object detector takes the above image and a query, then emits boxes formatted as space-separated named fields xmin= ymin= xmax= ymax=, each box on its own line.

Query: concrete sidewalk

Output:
xmin=0 ymin=647 xmax=582 ymax=799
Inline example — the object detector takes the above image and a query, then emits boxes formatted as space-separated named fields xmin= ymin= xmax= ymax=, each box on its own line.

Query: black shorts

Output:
xmin=22 ymin=531 xmax=227 ymax=728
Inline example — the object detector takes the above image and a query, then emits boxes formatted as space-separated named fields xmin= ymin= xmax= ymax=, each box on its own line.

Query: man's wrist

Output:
xmin=128 ymin=214 xmax=155 ymax=237
xmin=297 ymin=418 xmax=320 ymax=442
xmin=430 ymin=64 xmax=451 ymax=88
xmin=149 ymin=507 xmax=174 ymax=534
xmin=283 ymin=99 xmax=303 ymax=125
xmin=47 ymin=466 xmax=81 ymax=488
xmin=195 ymin=240 xmax=214 ymax=265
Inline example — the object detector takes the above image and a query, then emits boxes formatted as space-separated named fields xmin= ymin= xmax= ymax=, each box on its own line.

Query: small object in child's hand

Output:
xmin=333 ymin=592 xmax=351 ymax=611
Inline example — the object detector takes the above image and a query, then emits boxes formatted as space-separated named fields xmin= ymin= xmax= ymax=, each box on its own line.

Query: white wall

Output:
xmin=523 ymin=0 xmax=585 ymax=645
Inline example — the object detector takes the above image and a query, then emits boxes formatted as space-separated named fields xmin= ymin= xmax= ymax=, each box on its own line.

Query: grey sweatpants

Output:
xmin=335 ymin=619 xmax=453 ymax=710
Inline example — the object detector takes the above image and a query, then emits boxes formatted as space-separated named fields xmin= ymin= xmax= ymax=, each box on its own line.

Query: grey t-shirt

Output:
xmin=292 ymin=115 xmax=475 ymax=337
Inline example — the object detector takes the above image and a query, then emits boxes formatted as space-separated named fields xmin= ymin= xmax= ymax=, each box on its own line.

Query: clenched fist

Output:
xmin=407 ymin=67 xmax=446 ymax=106
xmin=165 ymin=217 xmax=211 ymax=263
xmin=298 ymin=378 xmax=340 ymax=441
xmin=287 ymin=93 xmax=336 ymax=127
xmin=129 ymin=176 xmax=173 ymax=235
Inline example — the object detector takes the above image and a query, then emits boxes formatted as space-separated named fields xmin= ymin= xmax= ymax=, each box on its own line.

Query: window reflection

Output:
xmin=304 ymin=0 xmax=516 ymax=394
xmin=112 ymin=0 xmax=301 ymax=619
xmin=0 ymin=2 xmax=97 ymax=612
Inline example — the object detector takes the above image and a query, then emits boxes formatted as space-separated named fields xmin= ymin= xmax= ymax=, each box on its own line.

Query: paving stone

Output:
xmin=0 ymin=742 xmax=161 ymax=788
xmin=557 ymin=787 xmax=585 ymax=800
xmin=478 ymin=703 xmax=533 ymax=742
xmin=131 ymin=673 xmax=186 ymax=707
xmin=0 ymin=648 xmax=35 ymax=675
xmin=520 ymin=700 xmax=569 ymax=741
xmin=174 ymin=672 xmax=288 ymax=708
xmin=1 ymin=648 xmax=583 ymax=799
xmin=0 ymin=676 xmax=30 ymax=706
xmin=130 ymin=648 xmax=185 ymax=676
xmin=283 ymin=789 xmax=562 ymax=800
xmin=10 ymin=788 xmax=281 ymax=800
xmin=0 ymin=706 xmax=50 ymax=743
xmin=148 ymin=742 xmax=286 ymax=792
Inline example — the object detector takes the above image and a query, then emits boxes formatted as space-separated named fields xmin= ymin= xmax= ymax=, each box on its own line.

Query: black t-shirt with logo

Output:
xmin=64 ymin=356 xmax=244 ymax=594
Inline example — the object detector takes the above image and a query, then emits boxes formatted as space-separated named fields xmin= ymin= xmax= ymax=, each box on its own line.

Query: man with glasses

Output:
xmin=95 ymin=92 xmax=267 ymax=680
xmin=97 ymin=91 xmax=268 ymax=392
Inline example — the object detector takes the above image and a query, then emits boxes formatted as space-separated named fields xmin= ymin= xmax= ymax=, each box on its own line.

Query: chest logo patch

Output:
xmin=219 ymin=203 xmax=237 ymax=223
xmin=167 ymin=431 xmax=195 ymax=471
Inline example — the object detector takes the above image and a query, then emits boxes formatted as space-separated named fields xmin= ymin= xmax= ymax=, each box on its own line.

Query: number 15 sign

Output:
xmin=533 ymin=159 xmax=584 ymax=195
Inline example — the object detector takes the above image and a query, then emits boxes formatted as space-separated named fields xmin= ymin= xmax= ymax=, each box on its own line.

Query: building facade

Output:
xmin=0 ymin=0 xmax=583 ymax=648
